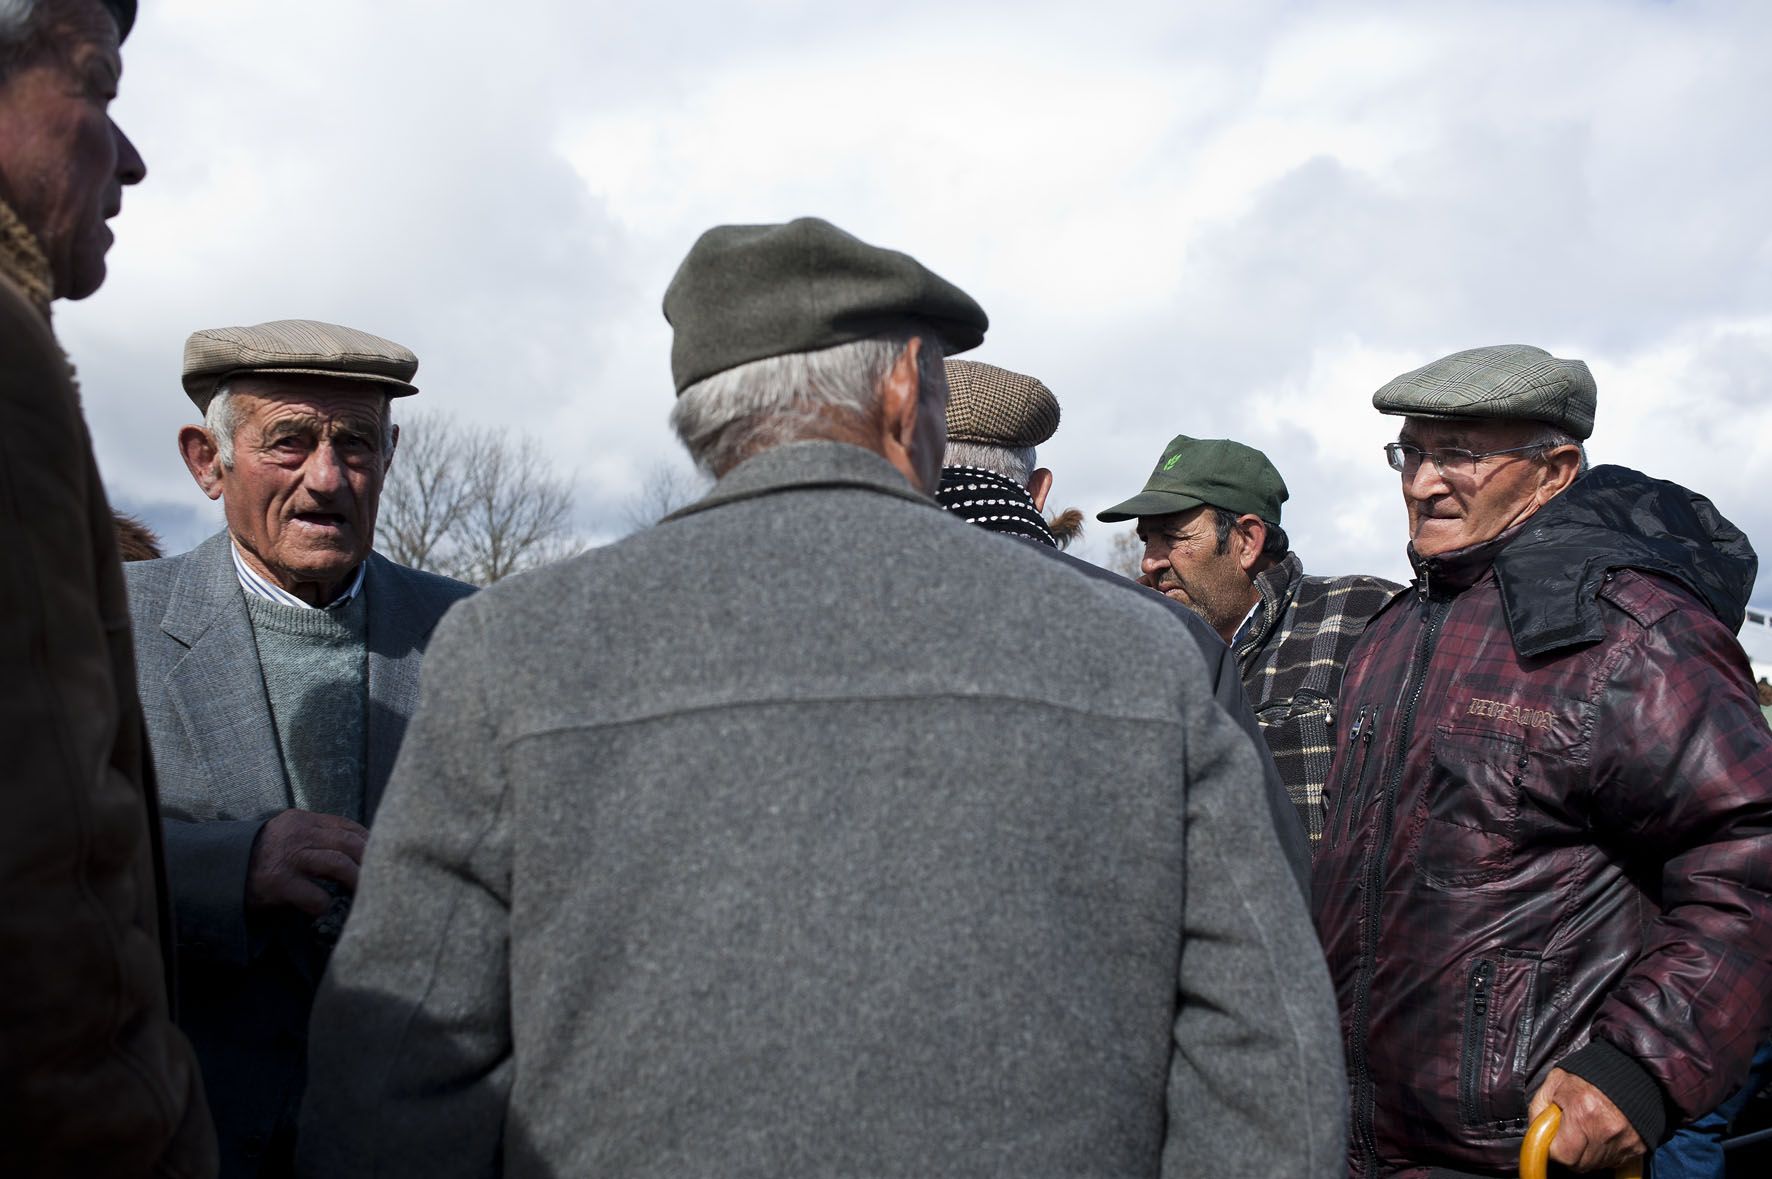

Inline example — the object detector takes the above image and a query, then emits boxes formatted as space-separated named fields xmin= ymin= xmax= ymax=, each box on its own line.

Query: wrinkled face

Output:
xmin=1397 ymin=417 xmax=1552 ymax=558
xmin=0 ymin=1 xmax=146 ymax=300
xmin=211 ymin=377 xmax=394 ymax=595
xmin=1136 ymin=505 xmax=1258 ymax=637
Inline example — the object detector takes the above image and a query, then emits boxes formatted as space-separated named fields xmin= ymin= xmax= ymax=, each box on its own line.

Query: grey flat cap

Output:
xmin=663 ymin=217 xmax=987 ymax=394
xmin=1372 ymin=344 xmax=1596 ymax=440
xmin=182 ymin=319 xmax=419 ymax=409
xmin=944 ymin=360 xmax=1059 ymax=450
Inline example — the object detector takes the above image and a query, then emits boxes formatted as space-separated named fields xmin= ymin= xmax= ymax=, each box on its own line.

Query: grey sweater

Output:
xmin=300 ymin=442 xmax=1345 ymax=1178
xmin=243 ymin=590 xmax=368 ymax=823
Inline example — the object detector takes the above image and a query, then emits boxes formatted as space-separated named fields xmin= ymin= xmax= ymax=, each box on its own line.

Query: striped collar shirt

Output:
xmin=231 ymin=542 xmax=366 ymax=611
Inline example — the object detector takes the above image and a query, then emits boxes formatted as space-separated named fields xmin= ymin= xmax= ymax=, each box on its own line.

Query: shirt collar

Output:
xmin=231 ymin=541 xmax=366 ymax=610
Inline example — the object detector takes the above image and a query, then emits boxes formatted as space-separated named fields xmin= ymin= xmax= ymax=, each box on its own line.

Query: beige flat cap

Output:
xmin=944 ymin=360 xmax=1059 ymax=450
xmin=182 ymin=319 xmax=419 ymax=409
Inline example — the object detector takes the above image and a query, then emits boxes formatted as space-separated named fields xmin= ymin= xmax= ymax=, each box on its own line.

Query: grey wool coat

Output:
xmin=298 ymin=442 xmax=1345 ymax=1179
xmin=126 ymin=530 xmax=474 ymax=1176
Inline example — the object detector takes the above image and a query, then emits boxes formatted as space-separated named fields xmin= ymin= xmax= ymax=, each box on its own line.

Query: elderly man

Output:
xmin=934 ymin=359 xmax=1081 ymax=547
xmin=1313 ymin=344 xmax=1772 ymax=1178
xmin=126 ymin=320 xmax=474 ymax=1176
xmin=1098 ymin=436 xmax=1398 ymax=841
xmin=301 ymin=217 xmax=1343 ymax=1177
xmin=0 ymin=0 xmax=217 ymax=1173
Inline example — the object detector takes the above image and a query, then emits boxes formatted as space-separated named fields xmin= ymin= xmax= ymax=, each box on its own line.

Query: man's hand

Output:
xmin=1528 ymin=1067 xmax=1646 ymax=1173
xmin=246 ymin=809 xmax=369 ymax=916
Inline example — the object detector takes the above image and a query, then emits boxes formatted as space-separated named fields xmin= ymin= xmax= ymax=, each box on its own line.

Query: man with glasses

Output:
xmin=1098 ymin=435 xmax=1398 ymax=842
xmin=1312 ymin=344 xmax=1772 ymax=1178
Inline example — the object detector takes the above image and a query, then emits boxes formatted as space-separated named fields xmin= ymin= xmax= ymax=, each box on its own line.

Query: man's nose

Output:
xmin=1402 ymin=456 xmax=1448 ymax=500
xmin=303 ymin=444 xmax=346 ymax=495
xmin=112 ymin=120 xmax=146 ymax=187
xmin=1141 ymin=548 xmax=1168 ymax=576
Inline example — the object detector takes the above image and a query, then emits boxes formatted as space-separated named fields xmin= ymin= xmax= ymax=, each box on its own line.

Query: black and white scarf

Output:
xmin=935 ymin=465 xmax=1057 ymax=548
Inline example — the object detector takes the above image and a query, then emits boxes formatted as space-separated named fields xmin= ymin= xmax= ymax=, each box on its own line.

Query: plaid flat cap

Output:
xmin=181 ymin=319 xmax=419 ymax=409
xmin=663 ymin=217 xmax=987 ymax=394
xmin=1372 ymin=344 xmax=1596 ymax=440
xmin=944 ymin=360 xmax=1059 ymax=449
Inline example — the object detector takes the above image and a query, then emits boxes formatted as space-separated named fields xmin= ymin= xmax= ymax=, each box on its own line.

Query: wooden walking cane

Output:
xmin=1520 ymin=1103 xmax=1645 ymax=1179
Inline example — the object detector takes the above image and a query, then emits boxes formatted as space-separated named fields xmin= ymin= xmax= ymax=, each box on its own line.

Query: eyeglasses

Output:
xmin=1383 ymin=442 xmax=1546 ymax=479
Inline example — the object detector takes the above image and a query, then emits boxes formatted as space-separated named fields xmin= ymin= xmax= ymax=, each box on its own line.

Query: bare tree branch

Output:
xmin=1106 ymin=528 xmax=1144 ymax=580
xmin=377 ymin=411 xmax=578 ymax=585
xmin=618 ymin=461 xmax=710 ymax=534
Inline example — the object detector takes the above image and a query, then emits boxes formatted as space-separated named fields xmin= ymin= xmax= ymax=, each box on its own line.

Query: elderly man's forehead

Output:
xmin=230 ymin=376 xmax=389 ymax=423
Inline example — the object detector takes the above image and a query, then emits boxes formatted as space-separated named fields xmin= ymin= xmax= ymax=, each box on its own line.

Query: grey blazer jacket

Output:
xmin=126 ymin=530 xmax=473 ymax=1175
xmin=300 ymin=442 xmax=1344 ymax=1178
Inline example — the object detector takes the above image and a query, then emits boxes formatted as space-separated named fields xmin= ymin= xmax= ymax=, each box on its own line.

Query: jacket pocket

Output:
xmin=1322 ymin=703 xmax=1381 ymax=848
xmin=1458 ymin=953 xmax=1543 ymax=1131
xmin=1255 ymin=691 xmax=1337 ymax=841
xmin=1413 ymin=726 xmax=1523 ymax=888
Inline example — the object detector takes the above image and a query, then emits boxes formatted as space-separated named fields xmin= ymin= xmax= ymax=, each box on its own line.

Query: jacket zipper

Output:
xmin=1325 ymin=704 xmax=1380 ymax=847
xmin=1350 ymin=588 xmax=1450 ymax=1175
xmin=1459 ymin=959 xmax=1496 ymax=1125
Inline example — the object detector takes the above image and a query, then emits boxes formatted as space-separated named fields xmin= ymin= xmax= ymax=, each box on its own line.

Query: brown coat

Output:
xmin=0 ymin=270 xmax=216 ymax=1176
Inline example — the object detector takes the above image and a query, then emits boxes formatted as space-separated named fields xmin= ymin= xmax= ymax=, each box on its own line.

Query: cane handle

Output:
xmin=1520 ymin=1101 xmax=1644 ymax=1179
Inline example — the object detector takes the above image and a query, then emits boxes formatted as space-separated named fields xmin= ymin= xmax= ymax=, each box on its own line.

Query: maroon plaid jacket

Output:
xmin=1311 ymin=467 xmax=1772 ymax=1178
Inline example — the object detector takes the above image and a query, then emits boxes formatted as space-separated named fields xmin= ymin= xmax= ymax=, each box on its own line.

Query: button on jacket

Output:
xmin=1311 ymin=465 xmax=1772 ymax=1177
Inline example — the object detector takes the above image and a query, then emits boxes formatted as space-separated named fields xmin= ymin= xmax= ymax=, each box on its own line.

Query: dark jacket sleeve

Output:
xmin=1181 ymin=611 xmax=1312 ymax=894
xmin=0 ymin=280 xmax=216 ymax=1176
xmin=163 ymin=815 xmax=271 ymax=967
xmin=1579 ymin=584 xmax=1772 ymax=1137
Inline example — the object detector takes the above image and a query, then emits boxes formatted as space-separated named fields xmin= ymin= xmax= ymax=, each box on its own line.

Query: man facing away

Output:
xmin=126 ymin=320 xmax=474 ymax=1176
xmin=934 ymin=358 xmax=1080 ymax=548
xmin=1099 ymin=436 xmax=1398 ymax=841
xmin=0 ymin=0 xmax=216 ymax=1172
xmin=1312 ymin=344 xmax=1772 ymax=1178
xmin=300 ymin=216 xmax=1344 ymax=1177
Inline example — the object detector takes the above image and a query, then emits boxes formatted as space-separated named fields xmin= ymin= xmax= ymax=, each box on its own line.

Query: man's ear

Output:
xmin=1234 ymin=514 xmax=1268 ymax=573
xmin=1535 ymin=444 xmax=1582 ymax=504
xmin=877 ymin=338 xmax=922 ymax=453
xmin=178 ymin=426 xmax=226 ymax=502
xmin=385 ymin=422 xmax=400 ymax=473
xmin=1026 ymin=467 xmax=1054 ymax=512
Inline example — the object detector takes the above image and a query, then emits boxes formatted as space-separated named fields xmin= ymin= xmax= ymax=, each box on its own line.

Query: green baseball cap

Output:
xmin=1097 ymin=435 xmax=1289 ymax=524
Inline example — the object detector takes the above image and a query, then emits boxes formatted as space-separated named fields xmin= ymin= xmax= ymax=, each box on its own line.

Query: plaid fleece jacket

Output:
xmin=1311 ymin=513 xmax=1772 ymax=1177
xmin=1233 ymin=554 xmax=1399 ymax=842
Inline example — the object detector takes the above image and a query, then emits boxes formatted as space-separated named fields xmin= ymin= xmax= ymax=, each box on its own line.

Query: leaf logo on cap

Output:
xmin=1162 ymin=453 xmax=1183 ymax=471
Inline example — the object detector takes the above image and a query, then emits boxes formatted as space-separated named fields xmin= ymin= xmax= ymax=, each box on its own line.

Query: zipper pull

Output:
xmin=1349 ymin=711 xmax=1365 ymax=742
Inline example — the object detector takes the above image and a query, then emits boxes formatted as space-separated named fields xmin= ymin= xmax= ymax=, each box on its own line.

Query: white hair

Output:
xmin=942 ymin=441 xmax=1036 ymax=486
xmin=1522 ymin=424 xmax=1589 ymax=475
xmin=670 ymin=333 xmax=944 ymax=477
xmin=205 ymin=381 xmax=395 ymax=468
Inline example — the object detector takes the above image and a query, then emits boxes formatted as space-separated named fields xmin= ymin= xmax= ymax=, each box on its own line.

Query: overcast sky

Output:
xmin=64 ymin=0 xmax=1772 ymax=622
